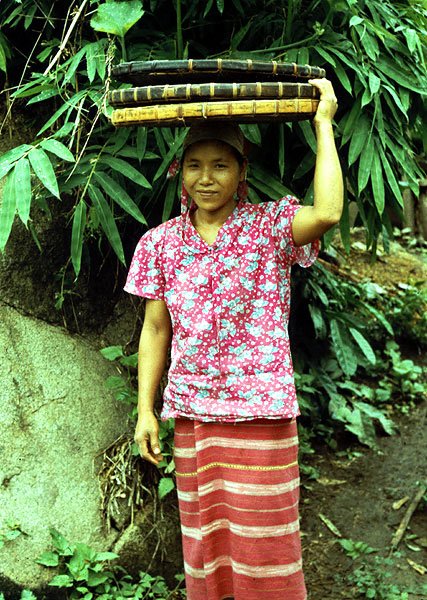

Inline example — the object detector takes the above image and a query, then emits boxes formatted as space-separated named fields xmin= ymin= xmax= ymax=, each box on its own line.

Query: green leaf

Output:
xmin=100 ymin=156 xmax=151 ymax=189
xmin=93 ymin=171 xmax=147 ymax=224
xmin=48 ymin=574 xmax=74 ymax=588
xmin=36 ymin=551 xmax=59 ymax=567
xmin=48 ymin=528 xmax=74 ymax=556
xmin=354 ymin=401 xmax=396 ymax=436
xmin=28 ymin=148 xmax=60 ymax=198
xmin=0 ymin=170 xmax=17 ymax=252
xmin=158 ymin=477 xmax=175 ymax=500
xmin=63 ymin=46 xmax=87 ymax=85
xmin=136 ymin=127 xmax=148 ymax=163
xmin=296 ymin=121 xmax=317 ymax=154
xmin=95 ymin=551 xmax=120 ymax=561
xmin=162 ymin=177 xmax=178 ymax=221
xmin=371 ymin=150 xmax=385 ymax=215
xmin=376 ymin=57 xmax=425 ymax=93
xmin=37 ymin=90 xmax=87 ymax=136
xmin=349 ymin=328 xmax=376 ymax=364
xmin=90 ymin=1 xmax=144 ymax=37
xmin=40 ymin=139 xmax=75 ymax=162
xmin=249 ymin=165 xmax=293 ymax=199
xmin=339 ymin=194 xmax=350 ymax=254
xmin=308 ymin=304 xmax=326 ymax=338
xmin=368 ymin=72 xmax=381 ymax=95
xmin=334 ymin=60 xmax=353 ymax=96
xmin=88 ymin=185 xmax=126 ymax=265
xmin=216 ymin=0 xmax=225 ymax=14
xmin=85 ymin=42 xmax=97 ymax=83
xmin=153 ymin=129 xmax=188 ymax=182
xmin=357 ymin=137 xmax=374 ymax=194
xmin=86 ymin=572 xmax=110 ymax=586
xmin=363 ymin=303 xmax=393 ymax=335
xmin=240 ymin=124 xmax=261 ymax=146
xmin=14 ymin=158 xmax=32 ymax=226
xmin=377 ymin=145 xmax=403 ymax=207
xmin=0 ymin=144 xmax=32 ymax=180
xmin=100 ymin=346 xmax=124 ymax=361
xmin=348 ymin=115 xmax=370 ymax=166
xmin=330 ymin=319 xmax=357 ymax=377
xmin=71 ymin=200 xmax=87 ymax=277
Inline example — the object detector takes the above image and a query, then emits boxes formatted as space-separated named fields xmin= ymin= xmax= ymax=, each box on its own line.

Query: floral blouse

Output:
xmin=124 ymin=196 xmax=319 ymax=422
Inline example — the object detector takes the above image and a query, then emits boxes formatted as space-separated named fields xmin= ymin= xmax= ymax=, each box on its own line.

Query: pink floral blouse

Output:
xmin=125 ymin=196 xmax=319 ymax=422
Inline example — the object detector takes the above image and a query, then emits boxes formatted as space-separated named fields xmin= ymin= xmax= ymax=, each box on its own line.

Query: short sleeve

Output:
xmin=124 ymin=226 xmax=166 ymax=299
xmin=271 ymin=195 xmax=319 ymax=268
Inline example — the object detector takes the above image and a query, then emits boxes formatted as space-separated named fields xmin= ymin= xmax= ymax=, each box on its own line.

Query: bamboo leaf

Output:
xmin=28 ymin=148 xmax=60 ymax=198
xmin=339 ymin=194 xmax=350 ymax=254
xmin=0 ymin=171 xmax=17 ymax=252
xmin=240 ymin=124 xmax=261 ymax=146
xmin=14 ymin=158 xmax=32 ymax=226
xmin=99 ymin=156 xmax=151 ymax=189
xmin=368 ymin=72 xmax=381 ymax=95
xmin=334 ymin=60 xmax=353 ymax=96
xmin=296 ymin=121 xmax=317 ymax=154
xmin=278 ymin=124 xmax=285 ymax=179
xmin=348 ymin=115 xmax=370 ymax=166
xmin=377 ymin=146 xmax=403 ymax=207
xmin=93 ymin=171 xmax=147 ymax=224
xmin=88 ymin=185 xmax=125 ymax=264
xmin=0 ymin=144 xmax=32 ymax=179
xmin=85 ymin=42 xmax=97 ymax=83
xmin=216 ymin=0 xmax=225 ymax=14
xmin=153 ymin=130 xmax=188 ymax=182
xmin=363 ymin=304 xmax=393 ymax=335
xmin=136 ymin=127 xmax=147 ymax=162
xmin=376 ymin=56 xmax=425 ymax=93
xmin=370 ymin=150 xmax=385 ymax=215
xmin=162 ymin=177 xmax=178 ymax=221
xmin=357 ymin=136 xmax=374 ymax=194
xmin=37 ymin=90 xmax=87 ymax=136
xmin=349 ymin=328 xmax=376 ymax=364
xmin=71 ymin=200 xmax=87 ymax=277
xmin=63 ymin=46 xmax=87 ymax=85
xmin=40 ymin=139 xmax=75 ymax=162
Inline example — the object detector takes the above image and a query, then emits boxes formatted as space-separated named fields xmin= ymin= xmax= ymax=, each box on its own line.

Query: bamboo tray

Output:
xmin=111 ymin=98 xmax=319 ymax=127
xmin=108 ymin=81 xmax=319 ymax=107
xmin=112 ymin=59 xmax=326 ymax=85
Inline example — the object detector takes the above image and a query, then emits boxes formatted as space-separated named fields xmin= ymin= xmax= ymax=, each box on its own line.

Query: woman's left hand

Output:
xmin=309 ymin=78 xmax=338 ymax=125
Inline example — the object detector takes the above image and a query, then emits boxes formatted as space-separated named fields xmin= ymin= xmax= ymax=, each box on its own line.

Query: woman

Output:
xmin=125 ymin=79 xmax=343 ymax=600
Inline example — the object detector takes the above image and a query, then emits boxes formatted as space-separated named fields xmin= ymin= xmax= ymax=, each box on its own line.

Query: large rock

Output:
xmin=0 ymin=304 xmax=130 ymax=595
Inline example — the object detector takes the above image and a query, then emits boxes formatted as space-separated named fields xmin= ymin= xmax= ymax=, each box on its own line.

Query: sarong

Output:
xmin=174 ymin=418 xmax=306 ymax=600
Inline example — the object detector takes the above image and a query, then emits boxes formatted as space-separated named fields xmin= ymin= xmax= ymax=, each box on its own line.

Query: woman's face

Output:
xmin=182 ymin=139 xmax=246 ymax=218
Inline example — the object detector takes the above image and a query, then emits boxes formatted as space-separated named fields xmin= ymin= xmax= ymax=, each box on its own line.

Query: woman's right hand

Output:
xmin=134 ymin=411 xmax=163 ymax=466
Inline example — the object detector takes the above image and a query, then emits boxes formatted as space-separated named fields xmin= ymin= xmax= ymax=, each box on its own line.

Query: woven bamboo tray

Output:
xmin=108 ymin=81 xmax=319 ymax=107
xmin=112 ymin=59 xmax=326 ymax=85
xmin=111 ymin=98 xmax=319 ymax=127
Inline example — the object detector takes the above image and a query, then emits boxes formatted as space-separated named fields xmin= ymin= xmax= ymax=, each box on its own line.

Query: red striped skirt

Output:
xmin=174 ymin=418 xmax=306 ymax=600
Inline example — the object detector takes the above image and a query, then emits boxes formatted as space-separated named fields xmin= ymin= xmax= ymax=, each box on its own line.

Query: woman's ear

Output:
xmin=239 ymin=159 xmax=248 ymax=182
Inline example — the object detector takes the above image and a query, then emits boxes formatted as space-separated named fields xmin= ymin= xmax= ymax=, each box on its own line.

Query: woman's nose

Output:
xmin=199 ymin=167 xmax=213 ymax=184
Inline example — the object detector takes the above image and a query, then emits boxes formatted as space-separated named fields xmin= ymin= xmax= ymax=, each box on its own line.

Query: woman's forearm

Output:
xmin=313 ymin=120 xmax=343 ymax=225
xmin=137 ymin=324 xmax=171 ymax=414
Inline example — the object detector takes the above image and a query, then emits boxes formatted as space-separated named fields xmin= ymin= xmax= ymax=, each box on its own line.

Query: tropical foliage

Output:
xmin=0 ymin=0 xmax=426 ymax=277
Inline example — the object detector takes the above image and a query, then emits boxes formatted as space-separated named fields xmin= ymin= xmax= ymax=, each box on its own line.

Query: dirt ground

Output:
xmin=300 ymin=402 xmax=426 ymax=599
xmin=300 ymin=240 xmax=427 ymax=600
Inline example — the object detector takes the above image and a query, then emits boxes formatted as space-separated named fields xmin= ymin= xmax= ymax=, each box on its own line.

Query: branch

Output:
xmin=390 ymin=484 xmax=427 ymax=552
xmin=43 ymin=0 xmax=89 ymax=77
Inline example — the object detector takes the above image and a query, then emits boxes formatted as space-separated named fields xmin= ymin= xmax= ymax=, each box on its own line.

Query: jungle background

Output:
xmin=0 ymin=0 xmax=426 ymax=599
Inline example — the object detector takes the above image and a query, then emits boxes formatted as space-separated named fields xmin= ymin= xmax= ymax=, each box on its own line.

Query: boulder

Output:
xmin=0 ymin=304 xmax=130 ymax=595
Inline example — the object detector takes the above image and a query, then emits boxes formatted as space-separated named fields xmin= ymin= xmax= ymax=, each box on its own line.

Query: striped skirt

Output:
xmin=174 ymin=418 xmax=306 ymax=600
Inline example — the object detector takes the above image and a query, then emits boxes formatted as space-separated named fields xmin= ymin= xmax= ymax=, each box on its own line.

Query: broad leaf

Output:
xmin=88 ymin=185 xmax=126 ymax=265
xmin=14 ymin=158 xmax=32 ymax=226
xmin=28 ymin=148 xmax=60 ymax=198
xmin=349 ymin=328 xmax=376 ymax=364
xmin=357 ymin=138 xmax=374 ymax=194
xmin=0 ymin=144 xmax=32 ymax=180
xmin=90 ymin=1 xmax=144 ymax=37
xmin=36 ymin=551 xmax=59 ymax=567
xmin=330 ymin=319 xmax=357 ymax=377
xmin=158 ymin=477 xmax=175 ymax=500
xmin=348 ymin=115 xmax=370 ymax=166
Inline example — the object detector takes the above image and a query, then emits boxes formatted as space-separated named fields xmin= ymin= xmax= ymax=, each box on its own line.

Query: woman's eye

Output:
xmin=215 ymin=163 xmax=227 ymax=169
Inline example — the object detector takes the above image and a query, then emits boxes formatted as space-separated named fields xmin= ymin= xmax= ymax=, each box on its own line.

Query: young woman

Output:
xmin=125 ymin=79 xmax=343 ymax=600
